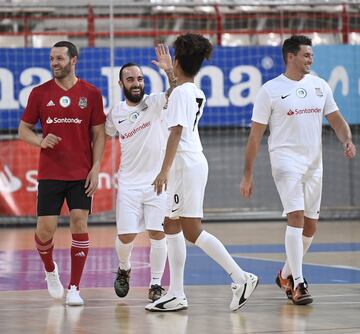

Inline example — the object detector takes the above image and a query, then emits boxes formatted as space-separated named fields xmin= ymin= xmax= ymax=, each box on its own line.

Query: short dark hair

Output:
xmin=173 ymin=33 xmax=213 ymax=77
xmin=282 ymin=35 xmax=312 ymax=64
xmin=52 ymin=41 xmax=79 ymax=58
xmin=119 ymin=62 xmax=141 ymax=81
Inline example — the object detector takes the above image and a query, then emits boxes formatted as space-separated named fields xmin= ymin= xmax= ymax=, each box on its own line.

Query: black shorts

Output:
xmin=37 ymin=180 xmax=92 ymax=216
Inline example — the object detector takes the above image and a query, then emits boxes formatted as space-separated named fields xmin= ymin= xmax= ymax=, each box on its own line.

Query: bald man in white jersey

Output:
xmin=105 ymin=45 xmax=176 ymax=302
xmin=240 ymin=35 xmax=356 ymax=305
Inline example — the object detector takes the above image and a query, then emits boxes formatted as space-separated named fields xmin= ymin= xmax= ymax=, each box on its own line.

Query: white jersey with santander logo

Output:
xmin=252 ymin=74 xmax=339 ymax=174
xmin=105 ymin=93 xmax=168 ymax=188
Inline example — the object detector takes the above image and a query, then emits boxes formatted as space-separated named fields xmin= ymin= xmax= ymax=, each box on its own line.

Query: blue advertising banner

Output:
xmin=312 ymin=45 xmax=360 ymax=125
xmin=0 ymin=46 xmax=359 ymax=129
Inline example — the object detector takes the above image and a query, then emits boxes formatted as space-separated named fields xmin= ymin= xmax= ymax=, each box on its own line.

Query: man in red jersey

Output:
xmin=18 ymin=41 xmax=106 ymax=306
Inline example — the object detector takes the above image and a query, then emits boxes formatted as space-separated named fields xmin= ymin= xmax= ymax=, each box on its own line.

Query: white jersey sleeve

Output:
xmin=166 ymin=83 xmax=204 ymax=152
xmin=146 ymin=93 xmax=167 ymax=117
xmin=105 ymin=108 xmax=117 ymax=137
xmin=323 ymin=80 xmax=339 ymax=116
xmin=166 ymin=88 xmax=189 ymax=128
xmin=251 ymin=86 xmax=272 ymax=125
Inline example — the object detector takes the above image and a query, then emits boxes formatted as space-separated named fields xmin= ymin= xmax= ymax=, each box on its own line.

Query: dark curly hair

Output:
xmin=173 ymin=33 xmax=213 ymax=77
xmin=282 ymin=35 xmax=312 ymax=64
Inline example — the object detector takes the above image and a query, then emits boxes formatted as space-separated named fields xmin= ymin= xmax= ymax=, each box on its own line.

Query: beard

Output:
xmin=123 ymin=85 xmax=145 ymax=103
xmin=52 ymin=61 xmax=72 ymax=79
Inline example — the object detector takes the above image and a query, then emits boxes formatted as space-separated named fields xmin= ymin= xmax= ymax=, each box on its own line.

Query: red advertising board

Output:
xmin=0 ymin=139 xmax=120 ymax=216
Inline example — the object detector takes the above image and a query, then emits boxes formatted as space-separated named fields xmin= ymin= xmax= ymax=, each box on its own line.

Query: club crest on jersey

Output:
xmin=59 ymin=96 xmax=71 ymax=108
xmin=78 ymin=97 xmax=88 ymax=109
xmin=296 ymin=88 xmax=307 ymax=98
xmin=129 ymin=111 xmax=140 ymax=123
xmin=315 ymin=87 xmax=323 ymax=97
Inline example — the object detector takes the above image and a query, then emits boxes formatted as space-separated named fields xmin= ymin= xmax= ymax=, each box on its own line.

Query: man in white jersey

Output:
xmin=240 ymin=35 xmax=356 ymax=305
xmin=146 ymin=33 xmax=258 ymax=312
xmin=105 ymin=44 xmax=176 ymax=302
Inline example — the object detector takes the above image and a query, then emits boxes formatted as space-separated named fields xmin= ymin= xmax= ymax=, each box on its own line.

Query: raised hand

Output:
xmin=152 ymin=44 xmax=172 ymax=72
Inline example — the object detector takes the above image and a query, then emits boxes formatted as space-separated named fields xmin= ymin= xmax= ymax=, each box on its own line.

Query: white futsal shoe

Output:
xmin=230 ymin=272 xmax=259 ymax=311
xmin=145 ymin=293 xmax=188 ymax=312
xmin=45 ymin=262 xmax=64 ymax=299
xmin=66 ymin=285 xmax=84 ymax=306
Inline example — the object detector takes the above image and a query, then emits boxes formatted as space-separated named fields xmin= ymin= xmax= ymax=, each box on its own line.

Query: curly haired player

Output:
xmin=147 ymin=33 xmax=259 ymax=312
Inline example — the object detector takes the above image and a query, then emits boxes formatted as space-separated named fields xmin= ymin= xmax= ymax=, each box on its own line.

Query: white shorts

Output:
xmin=273 ymin=172 xmax=322 ymax=219
xmin=116 ymin=185 xmax=167 ymax=234
xmin=167 ymin=151 xmax=208 ymax=219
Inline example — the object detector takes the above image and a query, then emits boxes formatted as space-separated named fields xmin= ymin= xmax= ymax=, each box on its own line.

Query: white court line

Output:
xmin=230 ymin=253 xmax=360 ymax=271
xmin=1 ymin=298 xmax=360 ymax=312
xmin=0 ymin=261 xmax=151 ymax=275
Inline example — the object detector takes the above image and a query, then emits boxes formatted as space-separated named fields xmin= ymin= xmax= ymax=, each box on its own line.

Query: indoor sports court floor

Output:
xmin=0 ymin=220 xmax=359 ymax=334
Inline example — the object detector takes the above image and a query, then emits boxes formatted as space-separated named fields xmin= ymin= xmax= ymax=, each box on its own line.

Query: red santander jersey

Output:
xmin=21 ymin=79 xmax=105 ymax=180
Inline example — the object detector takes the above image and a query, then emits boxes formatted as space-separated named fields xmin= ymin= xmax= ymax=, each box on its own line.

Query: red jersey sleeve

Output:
xmin=21 ymin=88 xmax=41 ymax=125
xmin=91 ymin=88 xmax=106 ymax=126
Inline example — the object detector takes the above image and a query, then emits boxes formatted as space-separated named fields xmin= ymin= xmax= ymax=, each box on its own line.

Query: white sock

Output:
xmin=302 ymin=235 xmax=314 ymax=254
xmin=284 ymin=226 xmax=304 ymax=288
xmin=195 ymin=230 xmax=247 ymax=284
xmin=115 ymin=237 xmax=133 ymax=271
xmin=166 ymin=231 xmax=186 ymax=298
xmin=149 ymin=238 xmax=167 ymax=286
xmin=282 ymin=235 xmax=314 ymax=278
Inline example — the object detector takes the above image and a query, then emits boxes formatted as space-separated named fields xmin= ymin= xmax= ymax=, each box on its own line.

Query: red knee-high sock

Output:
xmin=69 ymin=233 xmax=89 ymax=289
xmin=35 ymin=234 xmax=55 ymax=272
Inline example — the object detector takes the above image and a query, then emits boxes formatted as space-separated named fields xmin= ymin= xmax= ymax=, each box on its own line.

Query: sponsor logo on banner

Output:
xmin=0 ymin=165 xmax=22 ymax=193
xmin=1 ymin=46 xmax=359 ymax=128
xmin=0 ymin=139 xmax=120 ymax=217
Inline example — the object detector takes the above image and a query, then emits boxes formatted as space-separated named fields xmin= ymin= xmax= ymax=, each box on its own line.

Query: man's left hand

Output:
xmin=344 ymin=140 xmax=356 ymax=159
xmin=85 ymin=168 xmax=99 ymax=197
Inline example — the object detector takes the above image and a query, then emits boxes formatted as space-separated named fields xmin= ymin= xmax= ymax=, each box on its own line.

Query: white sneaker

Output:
xmin=66 ymin=285 xmax=84 ymax=306
xmin=45 ymin=262 xmax=64 ymax=299
xmin=230 ymin=273 xmax=259 ymax=311
xmin=145 ymin=293 xmax=188 ymax=312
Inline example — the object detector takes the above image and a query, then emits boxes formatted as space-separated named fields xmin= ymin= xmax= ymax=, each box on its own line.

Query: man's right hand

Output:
xmin=40 ymin=134 xmax=62 ymax=149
